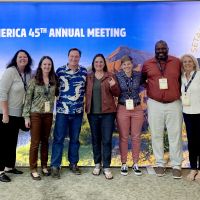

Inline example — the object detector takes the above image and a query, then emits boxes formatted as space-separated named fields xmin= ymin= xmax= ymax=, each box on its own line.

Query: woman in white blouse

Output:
xmin=181 ymin=54 xmax=200 ymax=181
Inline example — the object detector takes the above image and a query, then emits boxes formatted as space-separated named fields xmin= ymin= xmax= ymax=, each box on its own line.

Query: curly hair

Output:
xmin=6 ymin=49 xmax=33 ymax=73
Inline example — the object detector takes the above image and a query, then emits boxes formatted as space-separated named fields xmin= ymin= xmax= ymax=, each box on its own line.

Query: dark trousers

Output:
xmin=87 ymin=113 xmax=115 ymax=168
xmin=183 ymin=113 xmax=200 ymax=169
xmin=0 ymin=114 xmax=20 ymax=171
xmin=29 ymin=113 xmax=53 ymax=171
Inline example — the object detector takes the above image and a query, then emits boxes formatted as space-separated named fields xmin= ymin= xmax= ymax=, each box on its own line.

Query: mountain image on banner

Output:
xmin=106 ymin=46 xmax=153 ymax=72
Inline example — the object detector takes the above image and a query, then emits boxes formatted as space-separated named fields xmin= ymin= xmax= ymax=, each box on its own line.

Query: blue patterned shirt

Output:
xmin=56 ymin=64 xmax=87 ymax=114
xmin=116 ymin=70 xmax=141 ymax=104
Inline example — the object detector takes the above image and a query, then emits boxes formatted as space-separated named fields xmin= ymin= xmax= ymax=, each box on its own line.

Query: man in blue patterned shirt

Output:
xmin=51 ymin=48 xmax=87 ymax=178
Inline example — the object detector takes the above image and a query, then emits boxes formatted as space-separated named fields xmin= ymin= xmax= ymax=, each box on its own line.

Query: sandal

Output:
xmin=42 ymin=168 xmax=51 ymax=176
xmin=186 ymin=170 xmax=197 ymax=181
xmin=92 ymin=164 xmax=101 ymax=176
xmin=103 ymin=168 xmax=113 ymax=180
xmin=30 ymin=172 xmax=41 ymax=181
xmin=195 ymin=171 xmax=200 ymax=182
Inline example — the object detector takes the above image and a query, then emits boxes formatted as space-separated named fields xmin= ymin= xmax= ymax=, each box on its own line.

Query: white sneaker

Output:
xmin=121 ymin=164 xmax=128 ymax=176
xmin=132 ymin=164 xmax=142 ymax=176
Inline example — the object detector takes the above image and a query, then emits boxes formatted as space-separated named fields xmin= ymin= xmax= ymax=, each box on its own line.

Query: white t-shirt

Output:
xmin=181 ymin=70 xmax=200 ymax=114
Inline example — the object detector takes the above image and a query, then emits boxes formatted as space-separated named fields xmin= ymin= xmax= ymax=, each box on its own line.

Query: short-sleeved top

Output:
xmin=56 ymin=64 xmax=87 ymax=114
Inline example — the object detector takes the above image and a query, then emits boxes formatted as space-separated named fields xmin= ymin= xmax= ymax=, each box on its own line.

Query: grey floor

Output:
xmin=1 ymin=167 xmax=200 ymax=200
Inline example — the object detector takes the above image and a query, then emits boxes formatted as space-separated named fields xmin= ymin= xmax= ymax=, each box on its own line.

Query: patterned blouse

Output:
xmin=116 ymin=70 xmax=141 ymax=104
xmin=22 ymin=78 xmax=57 ymax=119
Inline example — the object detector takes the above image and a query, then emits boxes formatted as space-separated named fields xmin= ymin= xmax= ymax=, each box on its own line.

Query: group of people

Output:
xmin=0 ymin=41 xmax=200 ymax=183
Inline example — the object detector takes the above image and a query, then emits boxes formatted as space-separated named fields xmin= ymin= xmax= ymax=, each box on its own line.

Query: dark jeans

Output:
xmin=29 ymin=113 xmax=53 ymax=171
xmin=0 ymin=114 xmax=20 ymax=171
xmin=87 ymin=113 xmax=115 ymax=168
xmin=51 ymin=113 xmax=83 ymax=167
xmin=183 ymin=113 xmax=200 ymax=169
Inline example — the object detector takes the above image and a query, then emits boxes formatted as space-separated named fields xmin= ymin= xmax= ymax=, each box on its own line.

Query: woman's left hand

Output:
xmin=2 ymin=114 xmax=9 ymax=124
xmin=108 ymin=77 xmax=116 ymax=87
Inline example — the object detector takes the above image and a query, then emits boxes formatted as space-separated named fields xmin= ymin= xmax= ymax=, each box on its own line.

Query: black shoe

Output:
xmin=41 ymin=168 xmax=51 ymax=176
xmin=6 ymin=168 xmax=23 ymax=174
xmin=132 ymin=165 xmax=142 ymax=176
xmin=0 ymin=173 xmax=11 ymax=182
xmin=51 ymin=167 xmax=60 ymax=179
xmin=30 ymin=172 xmax=41 ymax=181
xmin=121 ymin=164 xmax=128 ymax=176
xmin=69 ymin=164 xmax=81 ymax=175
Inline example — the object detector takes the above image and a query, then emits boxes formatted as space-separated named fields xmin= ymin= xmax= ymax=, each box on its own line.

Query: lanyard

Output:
xmin=156 ymin=61 xmax=167 ymax=76
xmin=16 ymin=67 xmax=27 ymax=91
xmin=125 ymin=76 xmax=133 ymax=99
xmin=44 ymin=84 xmax=51 ymax=99
xmin=184 ymin=71 xmax=197 ymax=93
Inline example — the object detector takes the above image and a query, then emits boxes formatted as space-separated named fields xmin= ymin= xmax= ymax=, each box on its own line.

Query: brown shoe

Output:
xmin=154 ymin=167 xmax=166 ymax=177
xmin=51 ymin=167 xmax=61 ymax=179
xmin=172 ymin=168 xmax=182 ymax=179
xmin=69 ymin=164 xmax=81 ymax=175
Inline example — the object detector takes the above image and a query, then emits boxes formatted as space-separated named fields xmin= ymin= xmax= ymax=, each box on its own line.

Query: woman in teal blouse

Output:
xmin=22 ymin=56 xmax=58 ymax=180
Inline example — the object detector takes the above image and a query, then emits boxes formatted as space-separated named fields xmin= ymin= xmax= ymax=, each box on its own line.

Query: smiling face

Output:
xmin=68 ymin=50 xmax=80 ymax=68
xmin=16 ymin=51 xmax=28 ymax=69
xmin=182 ymin=56 xmax=196 ymax=73
xmin=155 ymin=42 xmax=169 ymax=61
xmin=41 ymin=58 xmax=52 ymax=74
xmin=94 ymin=56 xmax=105 ymax=72
xmin=121 ymin=60 xmax=133 ymax=75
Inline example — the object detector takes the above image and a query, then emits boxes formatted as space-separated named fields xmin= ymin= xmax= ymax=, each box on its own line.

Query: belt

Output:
xmin=118 ymin=102 xmax=140 ymax=107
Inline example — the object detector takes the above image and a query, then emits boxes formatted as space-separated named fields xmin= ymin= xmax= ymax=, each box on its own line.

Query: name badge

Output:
xmin=44 ymin=101 xmax=50 ymax=112
xmin=125 ymin=99 xmax=134 ymax=110
xmin=181 ymin=93 xmax=191 ymax=106
xmin=159 ymin=78 xmax=168 ymax=90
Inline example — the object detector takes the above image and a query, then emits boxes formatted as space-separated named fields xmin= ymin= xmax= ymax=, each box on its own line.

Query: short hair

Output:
xmin=155 ymin=40 xmax=169 ymax=50
xmin=68 ymin=48 xmax=81 ymax=57
xmin=91 ymin=53 xmax=108 ymax=72
xmin=120 ymin=55 xmax=133 ymax=65
xmin=180 ymin=54 xmax=200 ymax=71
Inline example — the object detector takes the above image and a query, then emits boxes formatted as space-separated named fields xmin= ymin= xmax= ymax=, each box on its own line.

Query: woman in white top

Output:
xmin=0 ymin=50 xmax=32 ymax=182
xmin=181 ymin=54 xmax=200 ymax=181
